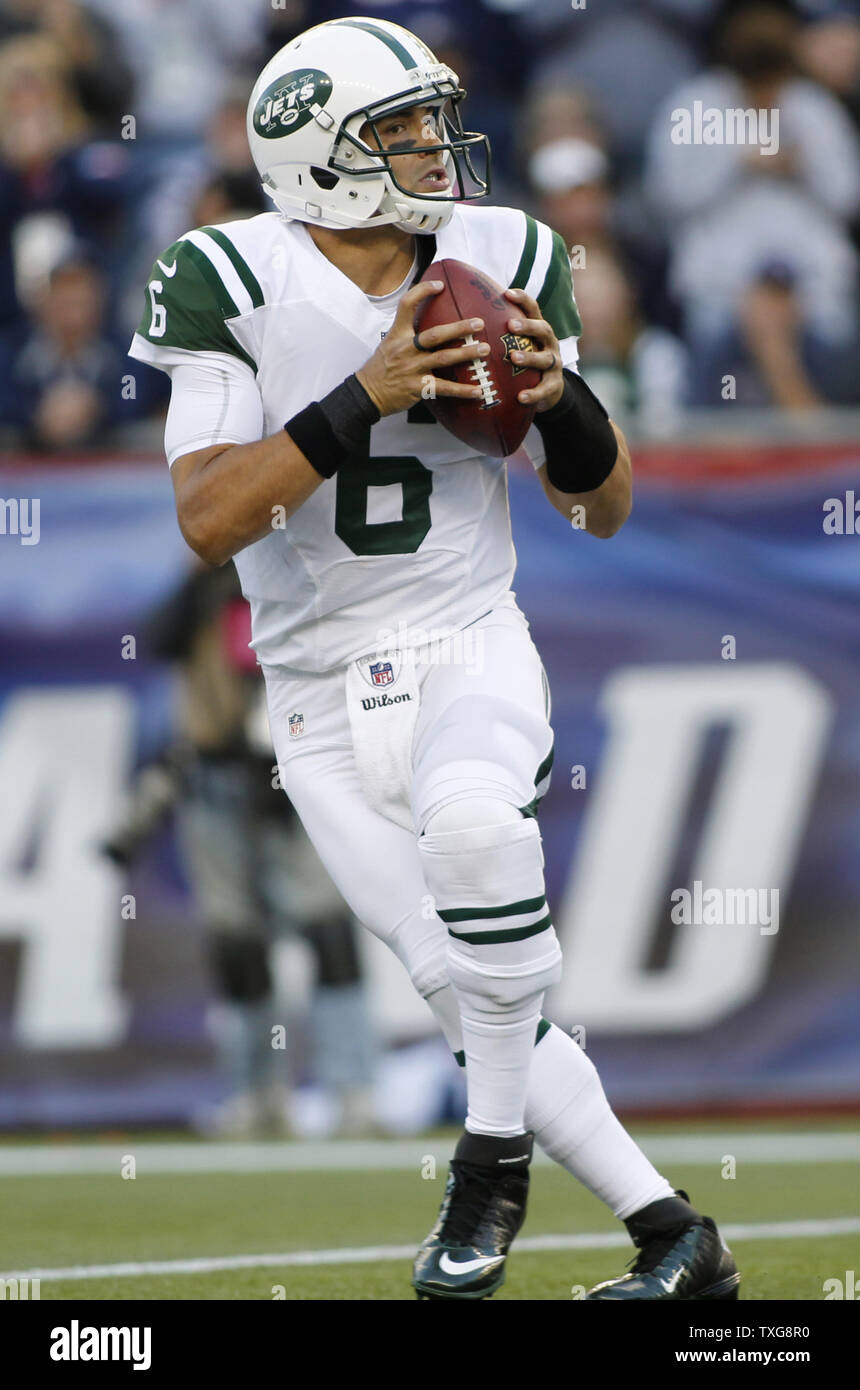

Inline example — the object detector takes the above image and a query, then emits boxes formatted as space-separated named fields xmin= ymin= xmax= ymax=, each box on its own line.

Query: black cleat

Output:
xmin=586 ymin=1189 xmax=741 ymax=1301
xmin=412 ymin=1130 xmax=533 ymax=1300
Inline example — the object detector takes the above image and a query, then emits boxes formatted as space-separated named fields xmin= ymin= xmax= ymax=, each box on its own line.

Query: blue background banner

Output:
xmin=1 ymin=447 xmax=858 ymax=1124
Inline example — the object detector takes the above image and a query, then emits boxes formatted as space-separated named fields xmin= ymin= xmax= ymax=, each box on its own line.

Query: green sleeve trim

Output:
xmin=535 ymin=746 xmax=554 ymax=786
xmin=538 ymin=231 xmax=582 ymax=340
xmin=136 ymin=240 xmax=258 ymax=373
xmin=200 ymin=227 xmax=265 ymax=309
xmin=509 ymin=214 xmax=538 ymax=290
xmin=519 ymin=744 xmax=554 ymax=820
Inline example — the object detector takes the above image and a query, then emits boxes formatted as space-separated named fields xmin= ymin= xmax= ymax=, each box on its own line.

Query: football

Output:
xmin=414 ymin=258 xmax=542 ymax=458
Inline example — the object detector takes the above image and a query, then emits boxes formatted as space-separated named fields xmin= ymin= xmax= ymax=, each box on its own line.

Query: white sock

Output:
xmin=424 ymin=985 xmax=672 ymax=1218
xmin=525 ymin=1023 xmax=674 ymax=1218
xmin=419 ymin=803 xmax=561 ymax=1138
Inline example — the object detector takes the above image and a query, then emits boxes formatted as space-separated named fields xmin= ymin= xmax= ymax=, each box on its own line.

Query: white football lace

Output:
xmin=462 ymin=333 xmax=500 ymax=409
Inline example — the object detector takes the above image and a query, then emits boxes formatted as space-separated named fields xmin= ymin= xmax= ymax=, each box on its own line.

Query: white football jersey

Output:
xmin=129 ymin=205 xmax=581 ymax=673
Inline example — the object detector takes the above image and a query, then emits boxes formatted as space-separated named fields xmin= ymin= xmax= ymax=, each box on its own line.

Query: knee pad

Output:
xmin=424 ymin=797 xmax=521 ymax=836
xmin=208 ymin=933 xmax=272 ymax=1003
xmin=419 ymin=811 xmax=546 ymax=922
xmin=446 ymin=930 xmax=563 ymax=1010
xmin=419 ymin=812 xmax=562 ymax=1010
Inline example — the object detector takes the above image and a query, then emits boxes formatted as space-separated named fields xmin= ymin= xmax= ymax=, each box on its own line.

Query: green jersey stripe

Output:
xmin=136 ymin=240 xmax=258 ymax=372
xmin=448 ymin=911 xmax=553 ymax=945
xmin=510 ymin=214 xmax=538 ymax=290
xmin=181 ymin=241 xmax=240 ymax=320
xmin=438 ymin=894 xmax=546 ymax=924
xmin=331 ymin=19 xmax=417 ymax=70
xmin=200 ymin=228 xmax=264 ymax=309
xmin=537 ymin=234 xmax=565 ymax=312
xmin=539 ymin=232 xmax=582 ymax=339
xmin=179 ymin=245 xmax=257 ymax=371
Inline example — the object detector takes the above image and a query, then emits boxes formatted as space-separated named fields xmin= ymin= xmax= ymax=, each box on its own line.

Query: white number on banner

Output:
xmin=0 ymin=689 xmax=133 ymax=1047
xmin=552 ymin=663 xmax=832 ymax=1031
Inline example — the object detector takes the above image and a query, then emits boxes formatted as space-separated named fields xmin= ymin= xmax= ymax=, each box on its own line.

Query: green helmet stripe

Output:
xmin=200 ymin=227 xmax=264 ymax=309
xmin=330 ymin=18 xmax=421 ymax=70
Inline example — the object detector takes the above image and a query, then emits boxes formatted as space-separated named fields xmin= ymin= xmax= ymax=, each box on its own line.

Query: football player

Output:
xmin=129 ymin=15 xmax=739 ymax=1302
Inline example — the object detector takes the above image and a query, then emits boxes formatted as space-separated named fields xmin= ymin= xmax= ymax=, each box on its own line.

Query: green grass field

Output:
xmin=2 ymin=1123 xmax=858 ymax=1300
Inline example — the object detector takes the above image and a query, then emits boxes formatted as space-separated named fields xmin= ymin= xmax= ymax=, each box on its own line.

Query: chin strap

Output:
xmin=391 ymin=199 xmax=454 ymax=235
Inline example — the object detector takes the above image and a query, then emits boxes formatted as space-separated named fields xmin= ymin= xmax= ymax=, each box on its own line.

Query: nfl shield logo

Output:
xmin=370 ymin=661 xmax=394 ymax=687
xmin=288 ymin=712 xmax=304 ymax=738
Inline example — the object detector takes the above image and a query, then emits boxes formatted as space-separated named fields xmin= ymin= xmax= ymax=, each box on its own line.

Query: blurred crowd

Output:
xmin=0 ymin=0 xmax=858 ymax=451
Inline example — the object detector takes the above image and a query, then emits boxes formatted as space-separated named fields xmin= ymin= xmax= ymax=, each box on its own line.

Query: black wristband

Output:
xmin=285 ymin=374 xmax=380 ymax=479
xmin=535 ymin=368 xmax=617 ymax=493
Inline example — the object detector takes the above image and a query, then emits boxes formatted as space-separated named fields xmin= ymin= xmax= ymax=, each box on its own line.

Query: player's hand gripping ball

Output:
xmin=413 ymin=259 xmax=544 ymax=458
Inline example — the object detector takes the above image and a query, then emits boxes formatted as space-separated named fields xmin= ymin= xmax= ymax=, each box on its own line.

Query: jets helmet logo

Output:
xmin=253 ymin=69 xmax=333 ymax=139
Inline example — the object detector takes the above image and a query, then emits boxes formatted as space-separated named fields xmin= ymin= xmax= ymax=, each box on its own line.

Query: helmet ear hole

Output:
xmin=310 ymin=167 xmax=339 ymax=190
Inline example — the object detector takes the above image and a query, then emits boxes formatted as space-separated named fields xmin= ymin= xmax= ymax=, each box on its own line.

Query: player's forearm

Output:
xmin=542 ymin=423 xmax=632 ymax=538
xmin=577 ymin=426 xmax=632 ymax=537
xmin=173 ymin=430 xmax=324 ymax=567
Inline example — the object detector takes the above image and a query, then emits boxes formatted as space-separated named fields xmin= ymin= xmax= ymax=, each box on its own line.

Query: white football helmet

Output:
xmin=246 ymin=15 xmax=491 ymax=235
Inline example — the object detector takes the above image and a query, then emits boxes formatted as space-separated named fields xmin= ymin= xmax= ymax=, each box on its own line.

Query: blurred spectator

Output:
xmin=0 ymin=33 xmax=132 ymax=331
xmin=645 ymin=0 xmax=860 ymax=407
xmin=256 ymin=0 xmax=312 ymax=59
xmin=530 ymin=137 xmax=612 ymax=248
xmin=526 ymin=2 xmax=701 ymax=171
xmin=528 ymin=133 xmax=676 ymax=330
xmin=0 ymin=0 xmax=134 ymax=132
xmin=0 ymin=252 xmax=161 ymax=449
xmin=104 ymin=562 xmax=379 ymax=1139
xmin=143 ymin=83 xmax=267 ymax=257
xmin=797 ymin=6 xmax=860 ymax=131
xmin=519 ymin=86 xmax=606 ymax=183
xmin=190 ymin=173 xmax=268 ymax=232
xmin=82 ymin=0 xmax=265 ymax=140
xmin=573 ymin=245 xmax=688 ymax=432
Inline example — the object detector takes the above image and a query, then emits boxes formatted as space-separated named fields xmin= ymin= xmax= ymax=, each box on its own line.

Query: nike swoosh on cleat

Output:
xmin=656 ymin=1270 xmax=684 ymax=1294
xmin=438 ymin=1252 xmax=500 ymax=1276
xmin=157 ymin=259 xmax=178 ymax=277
